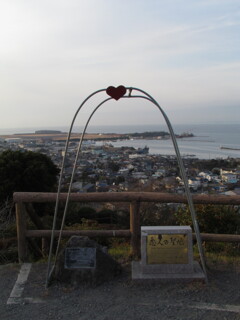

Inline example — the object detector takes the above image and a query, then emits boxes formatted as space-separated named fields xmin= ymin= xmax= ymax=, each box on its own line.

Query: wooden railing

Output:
xmin=13 ymin=192 xmax=240 ymax=262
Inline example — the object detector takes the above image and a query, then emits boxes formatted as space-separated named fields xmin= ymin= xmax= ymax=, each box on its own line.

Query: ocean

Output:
xmin=108 ymin=123 xmax=240 ymax=159
xmin=93 ymin=123 xmax=240 ymax=160
xmin=1 ymin=123 xmax=240 ymax=159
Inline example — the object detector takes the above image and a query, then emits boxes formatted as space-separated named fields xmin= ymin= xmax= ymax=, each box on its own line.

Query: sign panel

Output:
xmin=147 ymin=234 xmax=188 ymax=264
xmin=64 ymin=247 xmax=96 ymax=269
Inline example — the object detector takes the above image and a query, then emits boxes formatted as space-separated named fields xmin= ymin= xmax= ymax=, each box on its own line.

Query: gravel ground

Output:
xmin=1 ymin=261 xmax=240 ymax=320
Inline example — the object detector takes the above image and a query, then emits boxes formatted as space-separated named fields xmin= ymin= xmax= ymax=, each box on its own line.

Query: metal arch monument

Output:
xmin=46 ymin=85 xmax=207 ymax=287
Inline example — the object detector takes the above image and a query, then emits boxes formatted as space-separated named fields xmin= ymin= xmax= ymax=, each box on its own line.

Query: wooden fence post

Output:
xmin=130 ymin=201 xmax=141 ymax=259
xmin=16 ymin=202 xmax=28 ymax=262
xmin=25 ymin=203 xmax=49 ymax=257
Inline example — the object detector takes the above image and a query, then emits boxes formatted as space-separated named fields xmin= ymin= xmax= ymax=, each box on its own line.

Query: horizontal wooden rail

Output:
xmin=193 ymin=233 xmax=240 ymax=243
xmin=26 ymin=230 xmax=240 ymax=242
xmin=13 ymin=192 xmax=240 ymax=205
xmin=26 ymin=229 xmax=131 ymax=238
xmin=0 ymin=237 xmax=17 ymax=248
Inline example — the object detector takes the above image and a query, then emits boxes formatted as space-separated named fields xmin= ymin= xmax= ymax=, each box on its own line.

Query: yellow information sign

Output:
xmin=147 ymin=234 xmax=188 ymax=264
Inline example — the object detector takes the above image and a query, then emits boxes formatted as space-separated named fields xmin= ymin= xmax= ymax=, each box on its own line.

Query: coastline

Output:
xmin=1 ymin=123 xmax=240 ymax=160
xmin=0 ymin=130 xmax=193 ymax=142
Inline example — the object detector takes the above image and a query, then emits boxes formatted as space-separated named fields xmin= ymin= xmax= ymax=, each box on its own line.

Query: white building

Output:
xmin=221 ymin=173 xmax=238 ymax=184
xmin=5 ymin=138 xmax=23 ymax=144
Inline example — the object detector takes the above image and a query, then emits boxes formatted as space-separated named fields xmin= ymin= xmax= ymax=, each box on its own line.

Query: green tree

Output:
xmin=0 ymin=150 xmax=59 ymax=204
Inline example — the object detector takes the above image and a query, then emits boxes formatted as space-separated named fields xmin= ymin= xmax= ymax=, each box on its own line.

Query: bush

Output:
xmin=65 ymin=206 xmax=97 ymax=226
xmin=175 ymin=204 xmax=240 ymax=255
xmin=140 ymin=203 xmax=177 ymax=226
xmin=175 ymin=204 xmax=240 ymax=235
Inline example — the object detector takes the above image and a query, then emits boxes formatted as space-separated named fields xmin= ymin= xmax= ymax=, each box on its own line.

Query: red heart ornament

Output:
xmin=106 ymin=85 xmax=126 ymax=100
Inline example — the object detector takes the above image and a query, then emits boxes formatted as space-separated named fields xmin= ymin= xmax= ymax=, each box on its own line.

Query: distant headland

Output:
xmin=35 ymin=130 xmax=63 ymax=134
xmin=0 ymin=130 xmax=194 ymax=141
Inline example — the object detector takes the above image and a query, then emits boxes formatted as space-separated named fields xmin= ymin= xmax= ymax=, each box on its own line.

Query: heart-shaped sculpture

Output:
xmin=106 ymin=85 xmax=126 ymax=100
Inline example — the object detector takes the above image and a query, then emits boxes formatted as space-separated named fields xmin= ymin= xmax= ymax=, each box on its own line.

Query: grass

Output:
xmin=191 ymin=242 xmax=240 ymax=273
xmin=205 ymin=251 xmax=240 ymax=268
xmin=108 ymin=245 xmax=131 ymax=261
xmin=108 ymin=240 xmax=131 ymax=263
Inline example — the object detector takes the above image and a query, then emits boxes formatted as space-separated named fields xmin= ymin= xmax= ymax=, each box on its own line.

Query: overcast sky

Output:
xmin=0 ymin=0 xmax=240 ymax=131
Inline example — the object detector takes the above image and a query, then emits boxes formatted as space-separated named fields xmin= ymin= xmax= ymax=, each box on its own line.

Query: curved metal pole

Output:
xmin=52 ymin=97 xmax=113 ymax=268
xmin=129 ymin=88 xmax=208 ymax=281
xmin=46 ymin=94 xmax=145 ymax=285
xmin=46 ymin=88 xmax=106 ymax=287
xmin=52 ymin=95 xmax=154 ymax=273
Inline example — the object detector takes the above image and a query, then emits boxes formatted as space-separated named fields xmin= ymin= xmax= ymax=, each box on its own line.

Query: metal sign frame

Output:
xmin=46 ymin=86 xmax=208 ymax=287
xmin=64 ymin=247 xmax=96 ymax=269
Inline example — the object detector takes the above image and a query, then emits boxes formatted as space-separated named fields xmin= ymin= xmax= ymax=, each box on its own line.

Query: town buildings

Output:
xmin=1 ymin=135 xmax=240 ymax=196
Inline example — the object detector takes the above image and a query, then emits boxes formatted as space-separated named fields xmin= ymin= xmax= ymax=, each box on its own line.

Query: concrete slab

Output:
xmin=132 ymin=260 xmax=206 ymax=281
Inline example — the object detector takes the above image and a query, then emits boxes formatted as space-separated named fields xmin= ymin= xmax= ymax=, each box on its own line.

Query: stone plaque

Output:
xmin=140 ymin=226 xmax=194 ymax=274
xmin=64 ymin=247 xmax=96 ymax=269
xmin=147 ymin=234 xmax=188 ymax=264
xmin=132 ymin=225 xmax=205 ymax=280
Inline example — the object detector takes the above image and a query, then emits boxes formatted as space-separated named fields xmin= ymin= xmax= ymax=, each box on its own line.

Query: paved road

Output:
xmin=1 ymin=262 xmax=240 ymax=320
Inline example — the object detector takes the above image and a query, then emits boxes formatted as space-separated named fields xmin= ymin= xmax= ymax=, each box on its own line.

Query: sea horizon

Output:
xmin=1 ymin=122 xmax=240 ymax=135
